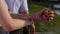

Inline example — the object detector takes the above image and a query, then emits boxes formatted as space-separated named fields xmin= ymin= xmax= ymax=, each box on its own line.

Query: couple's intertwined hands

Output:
xmin=33 ymin=8 xmax=54 ymax=22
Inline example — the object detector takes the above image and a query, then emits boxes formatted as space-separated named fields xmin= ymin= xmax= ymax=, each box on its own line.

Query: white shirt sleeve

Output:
xmin=5 ymin=0 xmax=28 ymax=14
xmin=19 ymin=0 xmax=28 ymax=12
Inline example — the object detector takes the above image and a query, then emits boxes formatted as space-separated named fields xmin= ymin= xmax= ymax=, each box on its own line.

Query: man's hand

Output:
xmin=33 ymin=8 xmax=54 ymax=22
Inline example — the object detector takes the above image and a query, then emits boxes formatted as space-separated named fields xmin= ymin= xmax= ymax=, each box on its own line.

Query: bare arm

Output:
xmin=10 ymin=13 xmax=34 ymax=20
xmin=0 ymin=0 xmax=33 ymax=32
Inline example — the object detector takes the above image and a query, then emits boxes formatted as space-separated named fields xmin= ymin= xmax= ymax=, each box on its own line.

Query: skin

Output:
xmin=0 ymin=0 xmax=33 ymax=32
xmin=0 ymin=0 xmax=54 ymax=32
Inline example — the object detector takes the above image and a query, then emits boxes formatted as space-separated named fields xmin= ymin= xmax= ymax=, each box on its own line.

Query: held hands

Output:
xmin=33 ymin=8 xmax=54 ymax=22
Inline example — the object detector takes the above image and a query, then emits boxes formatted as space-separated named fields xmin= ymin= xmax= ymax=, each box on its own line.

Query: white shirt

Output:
xmin=5 ymin=0 xmax=28 ymax=14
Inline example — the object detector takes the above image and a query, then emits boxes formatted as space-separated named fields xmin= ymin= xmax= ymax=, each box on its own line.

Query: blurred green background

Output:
xmin=28 ymin=1 xmax=60 ymax=32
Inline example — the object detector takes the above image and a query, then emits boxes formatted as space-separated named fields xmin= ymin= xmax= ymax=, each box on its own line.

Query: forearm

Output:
xmin=10 ymin=13 xmax=34 ymax=20
xmin=10 ymin=19 xmax=33 ymax=31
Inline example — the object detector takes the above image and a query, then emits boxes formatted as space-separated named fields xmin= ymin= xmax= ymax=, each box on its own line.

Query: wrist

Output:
xmin=31 ymin=14 xmax=38 ymax=21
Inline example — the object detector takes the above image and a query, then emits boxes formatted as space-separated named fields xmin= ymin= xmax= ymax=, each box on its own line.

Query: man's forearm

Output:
xmin=10 ymin=13 xmax=35 ymax=20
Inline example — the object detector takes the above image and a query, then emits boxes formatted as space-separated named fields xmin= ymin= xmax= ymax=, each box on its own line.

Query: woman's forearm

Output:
xmin=10 ymin=19 xmax=33 ymax=31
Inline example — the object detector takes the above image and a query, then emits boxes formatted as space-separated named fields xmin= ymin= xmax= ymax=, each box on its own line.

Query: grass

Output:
xmin=29 ymin=3 xmax=60 ymax=32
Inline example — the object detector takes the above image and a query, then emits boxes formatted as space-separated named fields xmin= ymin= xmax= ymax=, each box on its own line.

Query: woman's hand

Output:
xmin=33 ymin=8 xmax=54 ymax=22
